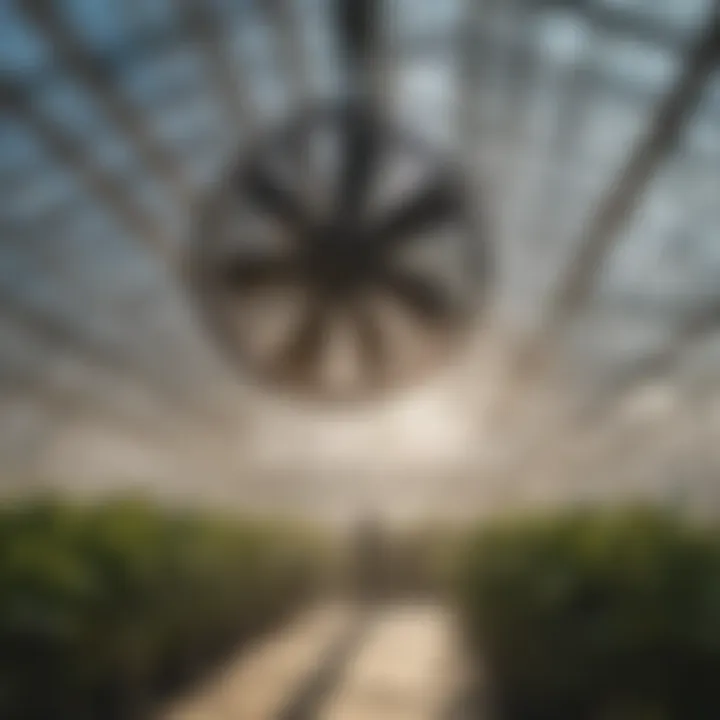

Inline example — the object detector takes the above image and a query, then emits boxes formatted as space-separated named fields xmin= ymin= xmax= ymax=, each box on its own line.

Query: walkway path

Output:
xmin=161 ymin=601 xmax=467 ymax=720
xmin=320 ymin=603 xmax=462 ymax=720
xmin=162 ymin=603 xmax=354 ymax=720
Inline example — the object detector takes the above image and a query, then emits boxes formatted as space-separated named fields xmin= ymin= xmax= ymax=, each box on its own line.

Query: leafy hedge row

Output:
xmin=0 ymin=497 xmax=327 ymax=719
xmin=457 ymin=506 xmax=720 ymax=719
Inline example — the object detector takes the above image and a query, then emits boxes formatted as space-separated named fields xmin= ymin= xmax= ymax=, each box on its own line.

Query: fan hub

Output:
xmin=303 ymin=223 xmax=374 ymax=296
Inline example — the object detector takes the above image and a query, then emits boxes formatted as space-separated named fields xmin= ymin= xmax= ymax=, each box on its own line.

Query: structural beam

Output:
xmin=175 ymin=0 xmax=259 ymax=134
xmin=486 ymin=4 xmax=720 ymax=432
xmin=549 ymin=5 xmax=720 ymax=327
xmin=501 ymin=294 xmax=720 ymax=491
xmin=0 ymin=364 xmax=170 ymax=445
xmin=530 ymin=1 xmax=595 ymax=251
xmin=22 ymin=0 xmax=193 ymax=207
xmin=594 ymin=299 xmax=720 ymax=412
xmin=0 ymin=279 xmax=218 ymax=420
xmin=262 ymin=0 xmax=311 ymax=110
xmin=404 ymin=0 xmax=701 ymax=57
xmin=0 ymin=80 xmax=172 ymax=261
xmin=457 ymin=0 xmax=495 ymax=165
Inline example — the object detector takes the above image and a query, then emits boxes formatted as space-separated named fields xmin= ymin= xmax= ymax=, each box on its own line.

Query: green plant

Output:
xmin=456 ymin=506 xmax=720 ymax=719
xmin=0 ymin=496 xmax=327 ymax=719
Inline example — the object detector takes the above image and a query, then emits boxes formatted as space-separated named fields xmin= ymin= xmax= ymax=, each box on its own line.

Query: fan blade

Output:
xmin=275 ymin=299 xmax=327 ymax=381
xmin=351 ymin=301 xmax=386 ymax=382
xmin=222 ymin=255 xmax=298 ymax=291
xmin=372 ymin=175 xmax=460 ymax=252
xmin=336 ymin=110 xmax=378 ymax=221
xmin=381 ymin=268 xmax=455 ymax=324
xmin=243 ymin=161 xmax=308 ymax=230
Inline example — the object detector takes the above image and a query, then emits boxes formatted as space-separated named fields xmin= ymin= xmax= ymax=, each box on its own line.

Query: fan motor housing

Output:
xmin=187 ymin=103 xmax=489 ymax=403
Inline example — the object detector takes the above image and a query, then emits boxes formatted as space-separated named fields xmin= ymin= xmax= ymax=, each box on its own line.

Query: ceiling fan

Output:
xmin=186 ymin=0 xmax=490 ymax=402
